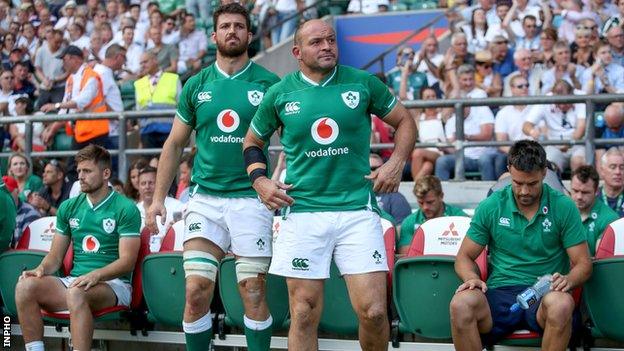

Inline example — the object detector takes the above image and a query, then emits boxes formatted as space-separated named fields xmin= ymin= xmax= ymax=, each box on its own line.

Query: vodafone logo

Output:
xmin=311 ymin=118 xmax=339 ymax=145
xmin=216 ymin=109 xmax=240 ymax=133
xmin=82 ymin=235 xmax=100 ymax=253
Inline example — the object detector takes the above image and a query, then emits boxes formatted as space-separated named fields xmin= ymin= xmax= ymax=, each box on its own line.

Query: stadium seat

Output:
xmin=142 ymin=220 xmax=185 ymax=327
xmin=217 ymin=216 xmax=290 ymax=331
xmin=0 ymin=217 xmax=67 ymax=317
xmin=120 ymin=80 xmax=136 ymax=111
xmin=393 ymin=216 xmax=486 ymax=339
xmin=584 ymin=218 xmax=624 ymax=341
xmin=41 ymin=228 xmax=151 ymax=329
xmin=318 ymin=216 xmax=396 ymax=335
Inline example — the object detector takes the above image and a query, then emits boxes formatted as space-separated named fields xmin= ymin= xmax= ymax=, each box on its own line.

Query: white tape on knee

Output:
xmin=183 ymin=250 xmax=219 ymax=281
xmin=235 ymin=256 xmax=270 ymax=283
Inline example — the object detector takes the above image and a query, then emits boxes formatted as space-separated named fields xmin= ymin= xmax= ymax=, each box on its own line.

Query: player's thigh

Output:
xmin=68 ymin=283 xmax=118 ymax=311
xmin=17 ymin=276 xmax=68 ymax=312
xmin=343 ymin=272 xmax=387 ymax=316
xmin=333 ymin=210 xmax=388 ymax=276
xmin=184 ymin=194 xmax=230 ymax=255
xmin=225 ymin=197 xmax=273 ymax=257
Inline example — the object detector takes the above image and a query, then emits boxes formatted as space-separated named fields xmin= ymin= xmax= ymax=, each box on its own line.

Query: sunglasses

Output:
xmin=514 ymin=83 xmax=529 ymax=89
xmin=477 ymin=62 xmax=492 ymax=68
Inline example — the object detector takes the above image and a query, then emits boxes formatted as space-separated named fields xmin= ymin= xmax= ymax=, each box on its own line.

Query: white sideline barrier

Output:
xmin=10 ymin=325 xmax=624 ymax=351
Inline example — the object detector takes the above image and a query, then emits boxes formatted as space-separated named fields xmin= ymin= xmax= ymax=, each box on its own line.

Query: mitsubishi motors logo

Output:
xmin=441 ymin=223 xmax=459 ymax=236
xmin=82 ymin=235 xmax=100 ymax=253
xmin=311 ymin=117 xmax=339 ymax=145
xmin=216 ymin=109 xmax=240 ymax=133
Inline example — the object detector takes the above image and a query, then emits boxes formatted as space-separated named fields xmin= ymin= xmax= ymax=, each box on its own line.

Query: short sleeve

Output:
xmin=466 ymin=201 xmax=492 ymax=246
xmin=250 ymin=87 xmax=281 ymax=141
xmin=574 ymin=103 xmax=586 ymax=120
xmin=366 ymin=74 xmax=397 ymax=118
xmin=118 ymin=203 xmax=141 ymax=237
xmin=55 ymin=200 xmax=70 ymax=236
xmin=398 ymin=213 xmax=417 ymax=248
xmin=176 ymin=75 xmax=198 ymax=127
xmin=476 ymin=106 xmax=495 ymax=124
xmin=525 ymin=104 xmax=545 ymax=125
xmin=494 ymin=109 xmax=507 ymax=134
xmin=559 ymin=200 xmax=587 ymax=249
xmin=445 ymin=116 xmax=456 ymax=139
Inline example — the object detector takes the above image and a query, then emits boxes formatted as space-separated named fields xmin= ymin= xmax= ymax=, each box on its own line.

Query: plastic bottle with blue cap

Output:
xmin=510 ymin=274 xmax=552 ymax=313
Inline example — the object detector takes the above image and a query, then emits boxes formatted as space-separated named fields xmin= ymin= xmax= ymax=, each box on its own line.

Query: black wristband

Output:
xmin=243 ymin=145 xmax=267 ymax=168
xmin=249 ymin=168 xmax=267 ymax=184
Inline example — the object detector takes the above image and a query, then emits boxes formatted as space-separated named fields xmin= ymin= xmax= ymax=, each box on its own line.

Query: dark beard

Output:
xmin=216 ymin=39 xmax=248 ymax=58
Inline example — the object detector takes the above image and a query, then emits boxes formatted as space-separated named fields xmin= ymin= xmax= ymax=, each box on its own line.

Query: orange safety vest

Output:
xmin=64 ymin=65 xmax=109 ymax=143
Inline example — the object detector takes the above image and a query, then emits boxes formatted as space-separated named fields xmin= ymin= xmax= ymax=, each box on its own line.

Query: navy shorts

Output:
xmin=481 ymin=285 xmax=543 ymax=346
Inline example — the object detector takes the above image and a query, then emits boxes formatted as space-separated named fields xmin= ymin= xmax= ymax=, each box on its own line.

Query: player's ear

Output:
xmin=292 ymin=45 xmax=301 ymax=60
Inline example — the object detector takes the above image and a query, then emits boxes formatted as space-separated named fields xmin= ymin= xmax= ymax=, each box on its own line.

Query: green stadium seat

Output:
xmin=584 ymin=219 xmax=624 ymax=342
xmin=0 ymin=217 xmax=66 ymax=317
xmin=142 ymin=220 xmax=186 ymax=327
xmin=120 ymin=80 xmax=136 ymax=111
xmin=51 ymin=131 xmax=73 ymax=151
xmin=393 ymin=216 xmax=485 ymax=339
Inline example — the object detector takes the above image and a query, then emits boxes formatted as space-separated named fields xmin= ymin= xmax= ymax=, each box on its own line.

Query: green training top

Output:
xmin=582 ymin=199 xmax=619 ymax=256
xmin=176 ymin=61 xmax=280 ymax=198
xmin=467 ymin=184 xmax=586 ymax=289
xmin=250 ymin=65 xmax=397 ymax=213
xmin=56 ymin=190 xmax=141 ymax=282
xmin=398 ymin=203 xmax=468 ymax=248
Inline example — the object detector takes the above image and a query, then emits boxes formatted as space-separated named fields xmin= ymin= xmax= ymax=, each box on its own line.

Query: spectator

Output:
xmin=177 ymin=13 xmax=207 ymax=76
xmin=502 ymin=0 xmax=543 ymax=31
xmin=7 ymin=152 xmax=43 ymax=202
xmin=40 ymin=45 xmax=111 ymax=151
xmin=34 ymin=28 xmax=65 ymax=110
xmin=571 ymin=26 xmax=594 ymax=67
xmin=397 ymin=175 xmax=468 ymax=254
xmin=579 ymin=18 xmax=600 ymax=47
xmin=494 ymin=75 xmax=537 ymax=177
xmin=111 ymin=178 xmax=124 ymax=195
xmin=589 ymin=0 xmax=617 ymax=26
xmin=124 ymin=158 xmax=148 ymax=203
xmin=540 ymin=41 xmax=584 ymax=93
xmin=135 ymin=51 xmax=180 ymax=148
xmin=370 ymin=153 xmax=411 ymax=227
xmin=483 ymin=0 xmax=512 ymax=41
xmin=97 ymin=22 xmax=115 ymax=59
xmin=597 ymin=147 xmax=624 ymax=217
xmin=147 ymin=25 xmax=178 ymax=73
xmin=136 ymin=166 xmax=183 ymax=252
xmin=271 ymin=0 xmax=301 ymax=46
xmin=460 ymin=0 xmax=498 ymax=25
xmin=2 ymin=175 xmax=40 ymax=247
xmin=94 ymin=44 xmax=126 ymax=152
xmin=28 ymin=159 xmax=71 ymax=216
xmin=503 ymin=15 xmax=540 ymax=51
xmin=12 ymin=61 xmax=35 ymax=99
xmin=474 ymin=50 xmax=502 ymax=97
xmin=88 ymin=30 xmax=103 ymax=63
xmin=0 ymin=1 xmax=9 ymax=37
xmin=347 ymin=0 xmax=389 ymax=14
xmin=162 ymin=15 xmax=180 ymax=45
xmin=106 ymin=0 xmax=121 ymax=33
xmin=0 ymin=176 xmax=16 ymax=252
xmin=489 ymin=35 xmax=516 ymax=79
xmin=414 ymin=35 xmax=444 ymax=95
xmin=8 ymin=97 xmax=46 ymax=152
xmin=386 ymin=46 xmax=428 ymax=101
xmin=0 ymin=32 xmax=16 ymax=69
xmin=0 ymin=69 xmax=19 ymax=115
xmin=176 ymin=151 xmax=193 ymax=202
xmin=583 ymin=40 xmax=624 ymax=94
xmin=601 ymin=2 xmax=623 ymax=38
xmin=461 ymin=8 xmax=489 ymax=54
xmin=523 ymin=80 xmax=587 ymax=172
xmin=186 ymin=0 xmax=211 ymax=29
xmin=606 ymin=24 xmax=624 ymax=67
xmin=371 ymin=115 xmax=394 ymax=160
xmin=54 ymin=1 xmax=77 ymax=32
xmin=118 ymin=25 xmax=143 ymax=79
xmin=570 ymin=165 xmax=619 ymax=256
xmin=68 ymin=23 xmax=89 ymax=51
xmin=556 ymin=0 xmax=599 ymax=44
xmin=502 ymin=48 xmax=541 ymax=96
xmin=410 ymin=87 xmax=451 ymax=179
xmin=16 ymin=22 xmax=37 ymax=59
xmin=596 ymin=103 xmax=624 ymax=157
xmin=535 ymin=27 xmax=558 ymax=67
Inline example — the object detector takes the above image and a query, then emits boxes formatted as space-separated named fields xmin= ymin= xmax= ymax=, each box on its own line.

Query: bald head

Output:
xmin=294 ymin=19 xmax=334 ymax=46
xmin=605 ymin=103 xmax=624 ymax=130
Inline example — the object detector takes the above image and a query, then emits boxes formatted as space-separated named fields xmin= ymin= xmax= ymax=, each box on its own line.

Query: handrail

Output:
xmin=2 ymin=94 xmax=623 ymax=182
xmin=360 ymin=9 xmax=448 ymax=72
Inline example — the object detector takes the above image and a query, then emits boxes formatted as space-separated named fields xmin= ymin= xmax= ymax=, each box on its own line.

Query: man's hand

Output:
xmin=366 ymin=158 xmax=404 ymax=193
xmin=566 ymin=63 xmax=577 ymax=76
xmin=40 ymin=103 xmax=57 ymax=113
xmin=20 ymin=266 xmax=45 ymax=280
xmin=455 ymin=278 xmax=488 ymax=293
xmin=253 ymin=177 xmax=294 ymax=211
xmin=550 ymin=272 xmax=572 ymax=292
xmin=146 ymin=202 xmax=167 ymax=235
xmin=69 ymin=271 xmax=102 ymax=291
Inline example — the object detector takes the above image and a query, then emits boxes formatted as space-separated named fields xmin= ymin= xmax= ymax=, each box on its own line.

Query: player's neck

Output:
xmin=579 ymin=202 xmax=594 ymax=220
xmin=87 ymin=186 xmax=112 ymax=208
xmin=215 ymin=54 xmax=249 ymax=76
xmin=300 ymin=66 xmax=335 ymax=84
xmin=604 ymin=184 xmax=624 ymax=198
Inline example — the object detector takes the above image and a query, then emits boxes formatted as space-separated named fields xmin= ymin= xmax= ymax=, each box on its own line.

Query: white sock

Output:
xmin=244 ymin=314 xmax=273 ymax=331
xmin=25 ymin=340 xmax=44 ymax=351
xmin=182 ymin=311 xmax=212 ymax=334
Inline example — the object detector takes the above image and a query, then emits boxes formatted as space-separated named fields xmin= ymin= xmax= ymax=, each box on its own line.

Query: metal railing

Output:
xmin=1 ymin=93 xmax=623 ymax=181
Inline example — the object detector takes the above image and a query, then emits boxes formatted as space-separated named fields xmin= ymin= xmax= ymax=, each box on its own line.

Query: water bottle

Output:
xmin=510 ymin=274 xmax=552 ymax=312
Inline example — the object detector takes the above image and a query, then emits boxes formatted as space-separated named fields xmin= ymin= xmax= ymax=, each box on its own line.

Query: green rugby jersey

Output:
xmin=176 ymin=61 xmax=280 ymax=197
xmin=56 ymin=190 xmax=141 ymax=282
xmin=251 ymin=65 xmax=398 ymax=213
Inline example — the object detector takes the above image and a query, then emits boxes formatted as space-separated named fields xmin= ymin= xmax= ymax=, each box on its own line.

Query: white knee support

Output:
xmin=183 ymin=250 xmax=219 ymax=281
xmin=235 ymin=256 xmax=270 ymax=283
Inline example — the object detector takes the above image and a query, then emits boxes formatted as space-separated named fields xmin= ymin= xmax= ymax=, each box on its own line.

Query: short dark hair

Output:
xmin=75 ymin=144 xmax=112 ymax=171
xmin=523 ymin=15 xmax=537 ymax=24
xmin=105 ymin=43 xmax=125 ymax=59
xmin=139 ymin=166 xmax=157 ymax=177
xmin=508 ymin=140 xmax=547 ymax=172
xmin=213 ymin=3 xmax=250 ymax=32
xmin=571 ymin=165 xmax=600 ymax=190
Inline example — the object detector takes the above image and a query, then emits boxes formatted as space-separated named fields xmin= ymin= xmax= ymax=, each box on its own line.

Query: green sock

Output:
xmin=244 ymin=315 xmax=273 ymax=351
xmin=184 ymin=328 xmax=212 ymax=351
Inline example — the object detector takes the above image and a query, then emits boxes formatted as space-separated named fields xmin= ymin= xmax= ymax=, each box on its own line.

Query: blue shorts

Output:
xmin=482 ymin=285 xmax=543 ymax=346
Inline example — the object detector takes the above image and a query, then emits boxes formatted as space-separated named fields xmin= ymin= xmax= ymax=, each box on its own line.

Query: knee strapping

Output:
xmin=183 ymin=311 xmax=213 ymax=334
xmin=235 ymin=256 xmax=270 ymax=283
xmin=183 ymin=250 xmax=219 ymax=281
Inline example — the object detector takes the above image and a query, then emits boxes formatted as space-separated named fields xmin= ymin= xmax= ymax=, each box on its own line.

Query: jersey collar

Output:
xmin=215 ymin=60 xmax=252 ymax=80
xmin=299 ymin=66 xmax=338 ymax=87
xmin=86 ymin=188 xmax=115 ymax=211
